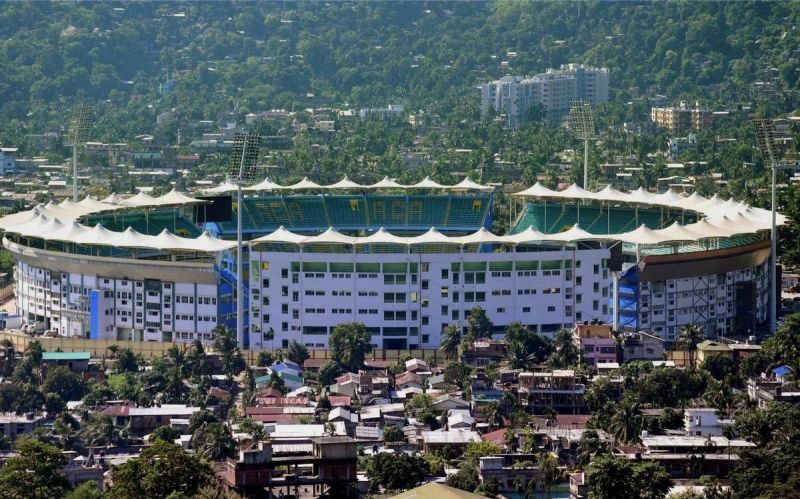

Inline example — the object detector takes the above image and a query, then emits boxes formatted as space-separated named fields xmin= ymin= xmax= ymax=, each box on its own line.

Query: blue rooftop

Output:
xmin=772 ymin=365 xmax=791 ymax=377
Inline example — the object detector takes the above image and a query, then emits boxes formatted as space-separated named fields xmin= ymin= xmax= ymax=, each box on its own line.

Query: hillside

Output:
xmin=1 ymin=1 xmax=799 ymax=143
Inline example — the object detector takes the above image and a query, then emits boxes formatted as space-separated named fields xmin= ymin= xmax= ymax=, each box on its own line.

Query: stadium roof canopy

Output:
xmin=511 ymin=182 xmax=787 ymax=224
xmin=247 ymin=218 xmax=772 ymax=247
xmin=0 ymin=212 xmax=234 ymax=253
xmin=0 ymin=190 xmax=207 ymax=227
xmin=206 ymin=175 xmax=494 ymax=193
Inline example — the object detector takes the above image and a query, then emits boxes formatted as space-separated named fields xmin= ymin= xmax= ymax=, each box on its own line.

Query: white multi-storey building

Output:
xmin=480 ymin=64 xmax=610 ymax=128
xmin=247 ymin=247 xmax=610 ymax=350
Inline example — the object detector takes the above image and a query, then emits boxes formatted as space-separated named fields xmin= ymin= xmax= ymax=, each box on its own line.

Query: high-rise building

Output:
xmin=480 ymin=64 xmax=610 ymax=128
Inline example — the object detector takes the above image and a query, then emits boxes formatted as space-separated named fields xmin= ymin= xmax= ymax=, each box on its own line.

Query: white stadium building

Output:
xmin=0 ymin=177 xmax=785 ymax=349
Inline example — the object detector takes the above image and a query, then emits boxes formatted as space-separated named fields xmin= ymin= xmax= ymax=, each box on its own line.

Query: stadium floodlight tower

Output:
xmin=67 ymin=104 xmax=94 ymax=202
xmin=754 ymin=119 xmax=778 ymax=335
xmin=569 ymin=100 xmax=596 ymax=189
xmin=228 ymin=131 xmax=261 ymax=347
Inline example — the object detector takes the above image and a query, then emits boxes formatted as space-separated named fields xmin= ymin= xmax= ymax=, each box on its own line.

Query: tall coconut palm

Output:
xmin=439 ymin=323 xmax=462 ymax=361
xmin=677 ymin=324 xmax=705 ymax=366
xmin=537 ymin=452 xmax=562 ymax=499
xmin=608 ymin=401 xmax=642 ymax=444
xmin=549 ymin=329 xmax=579 ymax=368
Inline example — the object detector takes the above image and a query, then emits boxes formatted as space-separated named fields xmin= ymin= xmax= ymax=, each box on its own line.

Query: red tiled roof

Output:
xmin=249 ymin=414 xmax=301 ymax=424
xmin=555 ymin=414 xmax=591 ymax=429
xmin=395 ymin=371 xmax=423 ymax=386
xmin=328 ymin=396 xmax=351 ymax=407
xmin=481 ymin=428 xmax=508 ymax=444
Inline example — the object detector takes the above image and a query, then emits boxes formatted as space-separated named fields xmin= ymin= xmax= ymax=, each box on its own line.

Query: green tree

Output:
xmin=440 ymin=323 xmax=463 ymax=361
xmin=64 ymin=481 xmax=102 ymax=499
xmin=286 ymin=340 xmax=310 ymax=367
xmin=576 ymin=429 xmax=608 ymax=468
xmin=329 ymin=322 xmax=372 ymax=372
xmin=318 ymin=360 xmax=341 ymax=386
xmin=677 ymin=324 xmax=705 ymax=367
xmin=108 ymin=440 xmax=213 ymax=498
xmin=151 ymin=425 xmax=182 ymax=443
xmin=191 ymin=422 xmax=236 ymax=461
xmin=365 ymin=453 xmax=427 ymax=492
xmin=114 ymin=347 xmax=140 ymax=373
xmin=42 ymin=365 xmax=87 ymax=402
xmin=549 ymin=329 xmax=579 ymax=368
xmin=466 ymin=306 xmax=493 ymax=341
xmin=0 ymin=438 xmax=70 ymax=498
xmin=383 ymin=425 xmax=405 ymax=443
xmin=586 ymin=455 xmax=671 ymax=499
xmin=608 ymin=401 xmax=642 ymax=444
xmin=212 ymin=325 xmax=246 ymax=376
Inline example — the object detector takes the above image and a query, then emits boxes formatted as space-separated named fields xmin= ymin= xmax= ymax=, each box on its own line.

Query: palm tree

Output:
xmin=677 ymin=324 xmax=705 ymax=366
xmin=191 ymin=422 xmax=236 ymax=461
xmin=485 ymin=403 xmax=503 ymax=430
xmin=537 ymin=452 xmax=562 ymax=499
xmin=549 ymin=329 xmax=579 ymax=368
xmin=608 ymin=401 xmax=642 ymax=444
xmin=439 ymin=324 xmax=462 ymax=361
xmin=0 ymin=339 xmax=15 ymax=376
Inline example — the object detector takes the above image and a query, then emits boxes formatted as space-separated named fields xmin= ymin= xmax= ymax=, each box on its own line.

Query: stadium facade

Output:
xmin=0 ymin=178 xmax=783 ymax=349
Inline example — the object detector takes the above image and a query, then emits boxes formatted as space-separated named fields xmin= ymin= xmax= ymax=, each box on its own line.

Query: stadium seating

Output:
xmin=512 ymin=202 xmax=683 ymax=235
xmin=213 ymin=194 xmax=492 ymax=236
xmin=87 ymin=210 xmax=201 ymax=237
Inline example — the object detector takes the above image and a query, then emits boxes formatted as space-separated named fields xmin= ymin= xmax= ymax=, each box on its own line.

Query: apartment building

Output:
xmin=480 ymin=64 xmax=610 ymax=128
xmin=651 ymin=101 xmax=711 ymax=134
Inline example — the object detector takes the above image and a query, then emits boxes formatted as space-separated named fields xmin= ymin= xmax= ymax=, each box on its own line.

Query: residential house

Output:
xmin=478 ymin=456 xmax=542 ymax=492
xmin=572 ymin=323 xmax=617 ymax=368
xmin=620 ymin=332 xmax=664 ymax=361
xmin=101 ymin=404 xmax=206 ymax=435
xmin=519 ymin=370 xmax=586 ymax=414
xmin=684 ymin=408 xmax=731 ymax=437
xmin=463 ymin=339 xmax=508 ymax=366
xmin=420 ymin=429 xmax=481 ymax=453
xmin=0 ymin=413 xmax=45 ymax=439
xmin=632 ymin=434 xmax=756 ymax=479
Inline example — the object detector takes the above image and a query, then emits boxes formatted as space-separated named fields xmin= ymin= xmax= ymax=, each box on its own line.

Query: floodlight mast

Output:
xmin=68 ymin=105 xmax=94 ymax=201
xmin=569 ymin=100 xmax=595 ymax=190
xmin=229 ymin=132 xmax=261 ymax=348
xmin=754 ymin=119 xmax=777 ymax=335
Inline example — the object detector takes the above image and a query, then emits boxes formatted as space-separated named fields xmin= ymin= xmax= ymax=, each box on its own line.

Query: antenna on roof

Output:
xmin=67 ymin=104 xmax=94 ymax=202
xmin=228 ymin=131 xmax=261 ymax=347
xmin=569 ymin=100 xmax=595 ymax=190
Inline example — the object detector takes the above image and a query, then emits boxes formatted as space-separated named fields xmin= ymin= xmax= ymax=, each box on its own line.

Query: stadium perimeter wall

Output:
xmin=0 ymin=330 xmax=440 ymax=364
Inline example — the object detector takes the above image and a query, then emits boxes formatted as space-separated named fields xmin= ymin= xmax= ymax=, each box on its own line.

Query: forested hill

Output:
xmin=1 ymin=1 xmax=799 ymax=140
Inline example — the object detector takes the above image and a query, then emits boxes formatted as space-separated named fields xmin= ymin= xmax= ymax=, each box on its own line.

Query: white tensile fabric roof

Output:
xmin=244 ymin=177 xmax=282 ymax=192
xmin=203 ymin=175 xmax=493 ymax=192
xmin=511 ymin=183 xmax=786 ymax=224
xmin=324 ymin=176 xmax=365 ymax=190
xmin=1 ymin=213 xmax=235 ymax=253
xmin=368 ymin=176 xmax=407 ymax=189
xmin=0 ymin=190 xmax=208 ymax=224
